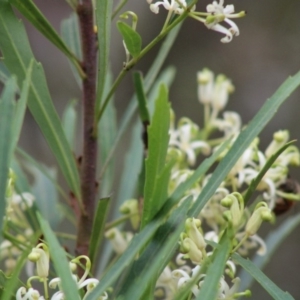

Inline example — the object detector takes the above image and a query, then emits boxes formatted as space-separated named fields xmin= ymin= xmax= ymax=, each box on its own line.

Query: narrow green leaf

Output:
xmin=86 ymin=215 xmax=170 ymax=299
xmin=16 ymin=148 xmax=68 ymax=201
xmin=244 ymin=141 xmax=295 ymax=204
xmin=86 ymin=197 xmax=190 ymax=300
xmin=117 ymin=21 xmax=142 ymax=58
xmin=118 ymin=197 xmax=193 ymax=299
xmin=11 ymin=157 xmax=31 ymax=193
xmin=0 ymin=2 xmax=81 ymax=204
xmin=233 ymin=253 xmax=294 ymax=300
xmin=114 ymin=67 xmax=176 ymax=213
xmin=98 ymin=71 xmax=117 ymax=197
xmin=62 ymin=99 xmax=78 ymax=149
xmin=133 ymin=72 xmax=150 ymax=123
xmin=37 ymin=213 xmax=81 ymax=300
xmin=95 ymin=0 xmax=113 ymax=112
xmin=195 ymin=235 xmax=231 ymax=300
xmin=11 ymin=60 xmax=33 ymax=153
xmin=239 ymin=214 xmax=300 ymax=292
xmin=28 ymin=164 xmax=62 ymax=228
xmin=89 ymin=197 xmax=110 ymax=267
xmin=189 ymin=70 xmax=300 ymax=218
xmin=61 ymin=13 xmax=82 ymax=87
xmin=142 ymin=84 xmax=170 ymax=227
xmin=0 ymin=76 xmax=17 ymax=240
xmin=10 ymin=0 xmax=84 ymax=77
xmin=115 ymin=123 xmax=143 ymax=212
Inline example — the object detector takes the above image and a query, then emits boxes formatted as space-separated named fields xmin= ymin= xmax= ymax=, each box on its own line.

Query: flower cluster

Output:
xmin=147 ymin=0 xmax=246 ymax=43
xmin=16 ymin=243 xmax=107 ymax=300
xmin=0 ymin=170 xmax=35 ymax=275
xmin=107 ymin=68 xmax=300 ymax=299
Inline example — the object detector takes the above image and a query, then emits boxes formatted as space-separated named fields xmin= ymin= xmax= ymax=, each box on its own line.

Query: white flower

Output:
xmin=197 ymin=69 xmax=214 ymax=104
xmin=105 ymin=228 xmax=133 ymax=255
xmin=149 ymin=0 xmax=187 ymax=14
xmin=16 ymin=287 xmax=45 ymax=300
xmin=27 ymin=243 xmax=49 ymax=279
xmin=205 ymin=0 xmax=245 ymax=43
xmin=169 ymin=119 xmax=211 ymax=165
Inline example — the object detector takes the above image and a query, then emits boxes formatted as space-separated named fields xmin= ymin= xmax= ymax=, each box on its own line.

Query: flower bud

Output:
xmin=245 ymin=203 xmax=272 ymax=236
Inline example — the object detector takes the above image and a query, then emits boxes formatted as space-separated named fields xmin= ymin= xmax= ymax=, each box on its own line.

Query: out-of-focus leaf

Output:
xmin=10 ymin=0 xmax=83 ymax=77
xmin=142 ymin=84 xmax=170 ymax=228
xmin=89 ymin=197 xmax=110 ymax=268
xmin=95 ymin=0 xmax=113 ymax=112
xmin=0 ymin=2 xmax=81 ymax=205
xmin=25 ymin=162 xmax=62 ymax=228
xmin=17 ymin=148 xmax=68 ymax=201
xmin=98 ymin=71 xmax=117 ymax=198
xmin=117 ymin=21 xmax=142 ymax=58
xmin=11 ymin=157 xmax=30 ymax=193
xmin=61 ymin=13 xmax=82 ymax=87
xmin=11 ymin=60 xmax=33 ymax=153
xmin=233 ymin=253 xmax=294 ymax=300
xmin=0 ymin=76 xmax=17 ymax=241
xmin=62 ymin=99 xmax=78 ymax=149
xmin=37 ymin=213 xmax=80 ymax=300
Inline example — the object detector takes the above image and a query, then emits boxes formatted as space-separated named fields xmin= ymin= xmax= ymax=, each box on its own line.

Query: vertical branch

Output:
xmin=76 ymin=0 xmax=98 ymax=258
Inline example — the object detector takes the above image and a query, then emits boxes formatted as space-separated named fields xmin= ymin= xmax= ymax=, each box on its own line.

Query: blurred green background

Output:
xmin=19 ymin=0 xmax=300 ymax=298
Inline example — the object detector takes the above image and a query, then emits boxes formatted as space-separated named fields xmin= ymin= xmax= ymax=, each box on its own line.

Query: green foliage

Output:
xmin=1 ymin=1 xmax=300 ymax=299
xmin=10 ymin=0 xmax=83 ymax=77
xmin=95 ymin=0 xmax=113 ymax=112
xmin=37 ymin=213 xmax=81 ymax=300
xmin=117 ymin=21 xmax=142 ymax=59
xmin=142 ymin=84 xmax=171 ymax=228
xmin=61 ymin=13 xmax=82 ymax=87
xmin=0 ymin=2 xmax=81 ymax=205
xmin=233 ymin=253 xmax=294 ymax=300
xmin=89 ymin=197 xmax=110 ymax=267
xmin=0 ymin=76 xmax=18 ymax=241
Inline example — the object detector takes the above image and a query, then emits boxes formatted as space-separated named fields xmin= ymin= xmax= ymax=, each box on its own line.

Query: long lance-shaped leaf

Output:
xmin=86 ymin=197 xmax=192 ymax=300
xmin=244 ymin=140 xmax=296 ymax=204
xmin=100 ymin=25 xmax=181 ymax=175
xmin=0 ymin=76 xmax=17 ymax=241
xmin=9 ymin=0 xmax=84 ymax=78
xmin=37 ymin=213 xmax=81 ymax=300
xmin=142 ymin=84 xmax=170 ymax=228
xmin=233 ymin=253 xmax=294 ymax=300
xmin=108 ymin=135 xmax=229 ymax=292
xmin=189 ymin=70 xmax=300 ymax=218
xmin=117 ymin=197 xmax=193 ymax=299
xmin=11 ymin=60 xmax=33 ymax=153
xmin=95 ymin=0 xmax=113 ymax=113
xmin=0 ymin=2 xmax=82 ymax=205
xmin=195 ymin=234 xmax=231 ymax=300
xmin=89 ymin=196 xmax=110 ymax=269
xmin=88 ymin=136 xmax=227 ymax=299
xmin=61 ymin=13 xmax=82 ymax=88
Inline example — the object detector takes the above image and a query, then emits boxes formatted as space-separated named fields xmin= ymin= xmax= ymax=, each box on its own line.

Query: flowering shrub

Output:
xmin=0 ymin=0 xmax=300 ymax=299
